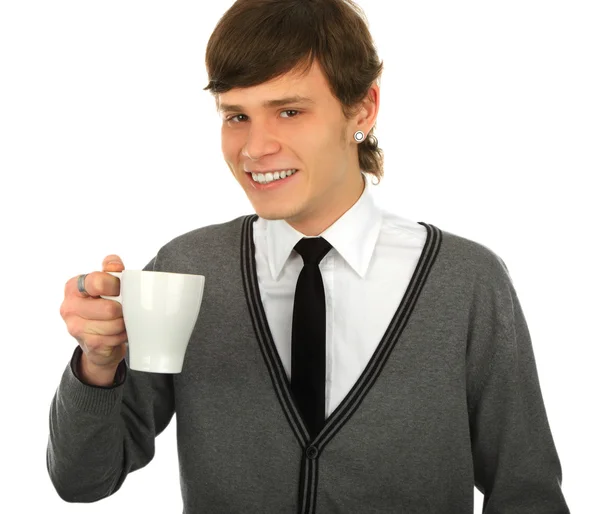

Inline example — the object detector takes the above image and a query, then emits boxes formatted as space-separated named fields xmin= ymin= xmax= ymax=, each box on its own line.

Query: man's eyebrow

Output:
xmin=217 ymin=95 xmax=315 ymax=113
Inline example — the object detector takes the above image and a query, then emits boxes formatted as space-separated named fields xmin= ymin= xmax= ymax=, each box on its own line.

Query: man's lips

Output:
xmin=245 ymin=168 xmax=299 ymax=174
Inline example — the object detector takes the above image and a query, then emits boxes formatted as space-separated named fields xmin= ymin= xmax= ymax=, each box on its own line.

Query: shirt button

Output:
xmin=306 ymin=446 xmax=319 ymax=459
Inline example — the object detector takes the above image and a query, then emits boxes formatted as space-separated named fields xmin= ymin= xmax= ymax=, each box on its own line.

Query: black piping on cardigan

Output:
xmin=240 ymin=214 xmax=442 ymax=514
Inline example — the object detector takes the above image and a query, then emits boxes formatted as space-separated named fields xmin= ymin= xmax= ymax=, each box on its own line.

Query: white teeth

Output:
xmin=251 ymin=169 xmax=297 ymax=184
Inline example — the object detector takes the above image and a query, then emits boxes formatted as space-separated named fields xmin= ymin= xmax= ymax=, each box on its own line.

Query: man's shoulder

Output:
xmin=434 ymin=224 xmax=513 ymax=287
xmin=155 ymin=214 xmax=254 ymax=263
xmin=168 ymin=214 xmax=252 ymax=245
xmin=382 ymin=213 xmax=507 ymax=278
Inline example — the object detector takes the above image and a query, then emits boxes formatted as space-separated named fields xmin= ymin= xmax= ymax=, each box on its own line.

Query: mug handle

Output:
xmin=99 ymin=271 xmax=123 ymax=304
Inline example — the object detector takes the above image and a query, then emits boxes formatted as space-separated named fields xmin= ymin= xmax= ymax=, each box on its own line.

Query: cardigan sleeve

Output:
xmin=46 ymin=256 xmax=176 ymax=503
xmin=466 ymin=254 xmax=570 ymax=513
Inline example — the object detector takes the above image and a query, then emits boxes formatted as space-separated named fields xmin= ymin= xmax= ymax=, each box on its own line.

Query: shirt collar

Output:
xmin=265 ymin=172 xmax=383 ymax=280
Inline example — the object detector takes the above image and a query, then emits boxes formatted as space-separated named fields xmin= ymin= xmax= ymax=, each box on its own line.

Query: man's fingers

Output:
xmin=81 ymin=319 xmax=126 ymax=337
xmin=65 ymin=255 xmax=124 ymax=299
xmin=62 ymin=295 xmax=123 ymax=320
xmin=67 ymin=271 xmax=121 ymax=299
xmin=102 ymin=254 xmax=124 ymax=272
xmin=60 ymin=255 xmax=128 ymax=372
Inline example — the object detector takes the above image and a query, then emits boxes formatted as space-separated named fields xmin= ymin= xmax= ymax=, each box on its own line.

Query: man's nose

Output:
xmin=242 ymin=125 xmax=281 ymax=160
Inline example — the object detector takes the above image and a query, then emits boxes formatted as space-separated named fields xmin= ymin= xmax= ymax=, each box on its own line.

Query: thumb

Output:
xmin=102 ymin=254 xmax=125 ymax=272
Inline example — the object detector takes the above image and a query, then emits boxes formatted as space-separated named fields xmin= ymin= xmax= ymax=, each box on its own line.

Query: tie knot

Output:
xmin=294 ymin=237 xmax=332 ymax=265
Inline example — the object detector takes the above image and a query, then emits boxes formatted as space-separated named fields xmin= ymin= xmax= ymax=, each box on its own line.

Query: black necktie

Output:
xmin=291 ymin=236 xmax=332 ymax=438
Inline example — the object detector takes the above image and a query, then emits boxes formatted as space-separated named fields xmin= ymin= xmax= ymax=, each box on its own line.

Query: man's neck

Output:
xmin=286 ymin=171 xmax=366 ymax=236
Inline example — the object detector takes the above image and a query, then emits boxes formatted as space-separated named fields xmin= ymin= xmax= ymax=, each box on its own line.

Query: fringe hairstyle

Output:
xmin=203 ymin=0 xmax=385 ymax=184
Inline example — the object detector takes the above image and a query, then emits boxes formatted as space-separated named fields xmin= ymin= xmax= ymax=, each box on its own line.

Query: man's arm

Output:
xmin=47 ymin=256 xmax=175 ymax=502
xmin=466 ymin=255 xmax=570 ymax=513
xmin=47 ymin=345 xmax=175 ymax=502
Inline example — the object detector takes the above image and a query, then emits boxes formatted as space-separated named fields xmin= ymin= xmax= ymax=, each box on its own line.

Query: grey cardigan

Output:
xmin=47 ymin=214 xmax=570 ymax=513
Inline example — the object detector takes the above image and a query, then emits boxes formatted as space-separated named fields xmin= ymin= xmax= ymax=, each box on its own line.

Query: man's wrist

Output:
xmin=77 ymin=351 xmax=122 ymax=387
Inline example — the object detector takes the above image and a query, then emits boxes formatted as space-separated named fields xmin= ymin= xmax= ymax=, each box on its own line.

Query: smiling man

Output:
xmin=48 ymin=1 xmax=570 ymax=512
xmin=218 ymin=60 xmax=373 ymax=237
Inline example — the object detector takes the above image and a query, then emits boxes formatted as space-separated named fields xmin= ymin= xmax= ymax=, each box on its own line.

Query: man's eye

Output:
xmin=225 ymin=110 xmax=300 ymax=123
xmin=226 ymin=114 xmax=247 ymax=123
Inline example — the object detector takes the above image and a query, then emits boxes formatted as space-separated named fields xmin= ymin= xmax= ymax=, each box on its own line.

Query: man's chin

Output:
xmin=253 ymin=208 xmax=291 ymax=221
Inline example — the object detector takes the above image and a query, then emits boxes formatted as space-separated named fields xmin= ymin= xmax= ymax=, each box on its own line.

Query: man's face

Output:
xmin=218 ymin=60 xmax=377 ymax=236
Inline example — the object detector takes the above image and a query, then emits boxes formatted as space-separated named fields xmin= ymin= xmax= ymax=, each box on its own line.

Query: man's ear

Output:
xmin=356 ymin=83 xmax=380 ymax=134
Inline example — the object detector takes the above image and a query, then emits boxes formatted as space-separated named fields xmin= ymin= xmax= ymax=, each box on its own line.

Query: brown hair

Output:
xmin=203 ymin=0 xmax=385 ymax=184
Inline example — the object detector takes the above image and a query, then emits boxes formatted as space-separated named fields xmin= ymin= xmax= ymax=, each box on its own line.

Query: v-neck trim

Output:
xmin=240 ymin=214 xmax=442 ymax=513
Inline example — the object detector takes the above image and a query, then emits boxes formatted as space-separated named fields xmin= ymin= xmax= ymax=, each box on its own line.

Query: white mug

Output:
xmin=100 ymin=270 xmax=205 ymax=373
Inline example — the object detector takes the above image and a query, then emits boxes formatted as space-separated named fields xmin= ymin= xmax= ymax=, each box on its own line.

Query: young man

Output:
xmin=48 ymin=0 xmax=570 ymax=512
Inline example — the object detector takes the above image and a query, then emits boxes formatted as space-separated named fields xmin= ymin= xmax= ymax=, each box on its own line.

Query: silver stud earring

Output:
xmin=354 ymin=130 xmax=365 ymax=142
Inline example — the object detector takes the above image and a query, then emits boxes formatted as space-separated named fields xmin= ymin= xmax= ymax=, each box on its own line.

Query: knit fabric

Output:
xmin=47 ymin=214 xmax=570 ymax=513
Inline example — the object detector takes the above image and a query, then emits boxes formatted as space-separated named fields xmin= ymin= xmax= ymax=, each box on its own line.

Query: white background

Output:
xmin=1 ymin=0 xmax=598 ymax=512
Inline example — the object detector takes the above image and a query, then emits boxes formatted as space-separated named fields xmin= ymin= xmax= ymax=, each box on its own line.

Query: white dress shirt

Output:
xmin=252 ymin=172 xmax=427 ymax=417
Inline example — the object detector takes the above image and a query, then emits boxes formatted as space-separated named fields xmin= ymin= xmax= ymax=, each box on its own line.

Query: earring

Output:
xmin=354 ymin=130 xmax=365 ymax=142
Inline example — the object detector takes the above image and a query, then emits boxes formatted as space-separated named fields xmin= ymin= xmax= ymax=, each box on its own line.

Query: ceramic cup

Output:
xmin=100 ymin=270 xmax=205 ymax=373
